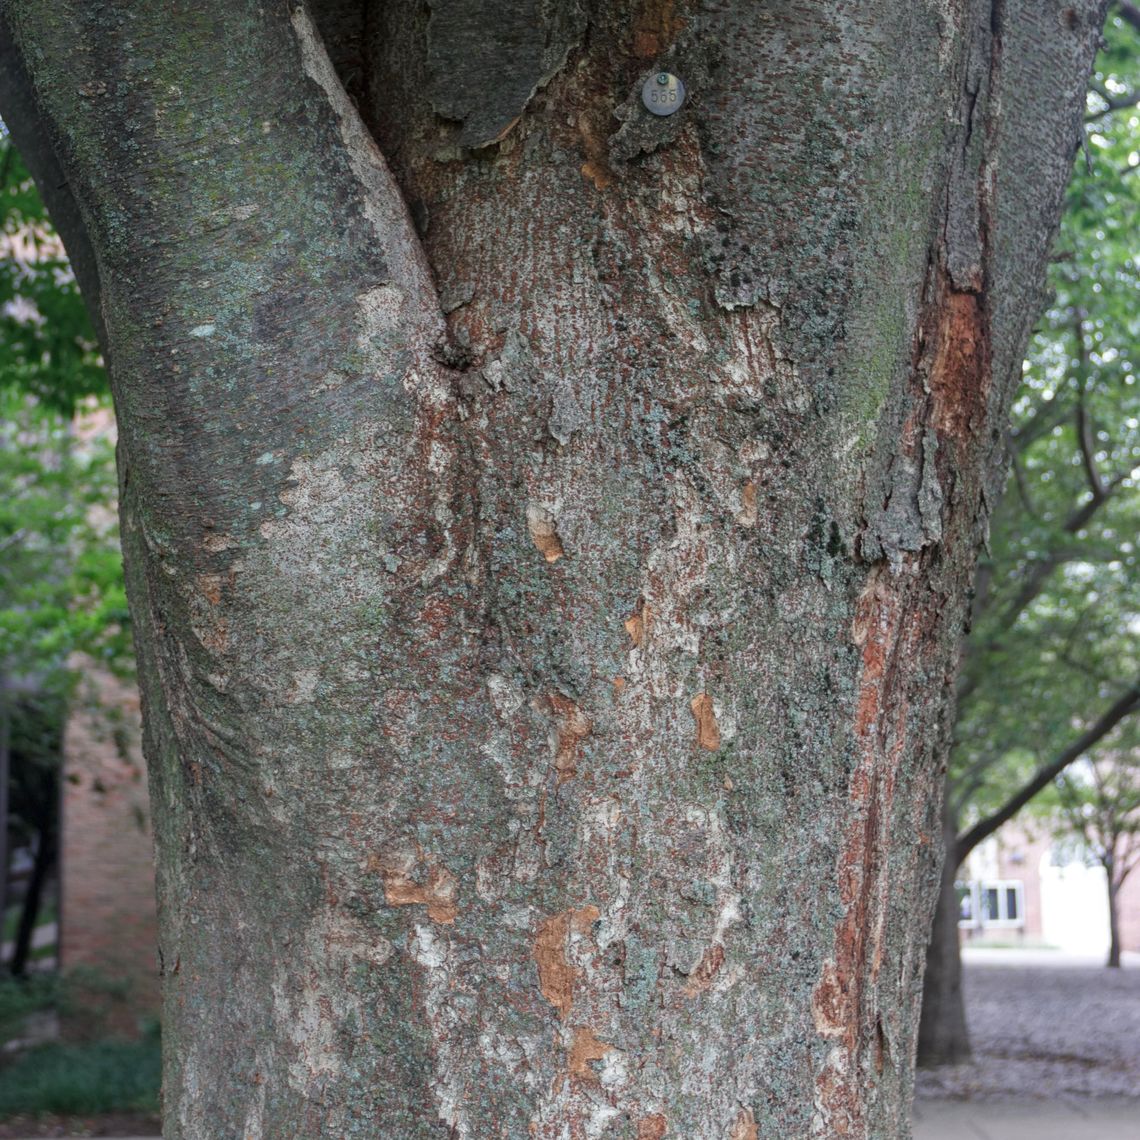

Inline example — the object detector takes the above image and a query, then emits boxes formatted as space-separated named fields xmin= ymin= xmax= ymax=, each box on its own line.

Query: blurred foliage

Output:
xmin=0 ymin=392 xmax=130 ymax=689
xmin=0 ymin=1031 xmax=161 ymax=1117
xmin=1052 ymin=754 xmax=1140 ymax=881
xmin=1 ymin=122 xmax=129 ymax=972
xmin=0 ymin=137 xmax=105 ymax=416
xmin=0 ymin=117 xmax=129 ymax=693
xmin=0 ymin=970 xmax=160 ymax=1119
xmin=1048 ymin=751 xmax=1140 ymax=964
xmin=951 ymin=8 xmax=1140 ymax=832
xmin=0 ymin=972 xmax=57 ymax=1043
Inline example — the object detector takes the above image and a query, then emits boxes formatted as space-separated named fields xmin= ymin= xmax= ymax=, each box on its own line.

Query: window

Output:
xmin=956 ymin=881 xmax=976 ymax=926
xmin=957 ymin=879 xmax=1025 ymax=929
xmin=980 ymin=879 xmax=1023 ymax=927
xmin=1005 ymin=886 xmax=1020 ymax=923
xmin=982 ymin=887 xmax=1000 ymax=922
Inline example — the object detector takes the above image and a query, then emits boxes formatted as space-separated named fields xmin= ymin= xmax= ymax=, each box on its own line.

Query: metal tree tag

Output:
xmin=642 ymin=72 xmax=686 ymax=116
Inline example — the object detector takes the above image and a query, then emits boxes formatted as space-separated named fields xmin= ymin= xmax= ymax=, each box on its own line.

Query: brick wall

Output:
xmin=1117 ymin=864 xmax=1140 ymax=955
xmin=60 ymin=664 xmax=159 ymax=1038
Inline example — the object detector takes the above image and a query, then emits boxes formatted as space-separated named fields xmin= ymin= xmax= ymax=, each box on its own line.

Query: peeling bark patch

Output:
xmin=426 ymin=0 xmax=586 ymax=148
xmin=201 ymin=532 xmax=237 ymax=553
xmin=736 ymin=480 xmax=758 ymax=527
xmin=534 ymin=913 xmax=576 ymax=1017
xmin=546 ymin=693 xmax=591 ymax=782
xmin=567 ymin=1026 xmax=613 ymax=1082
xmin=815 ymin=1061 xmax=860 ymax=1137
xmin=533 ymin=906 xmax=598 ymax=1018
xmin=189 ymin=571 xmax=232 ymax=653
xmin=631 ymin=0 xmax=685 ymax=58
xmin=371 ymin=852 xmax=458 ymax=924
xmin=851 ymin=569 xmax=900 ymax=741
xmin=812 ymin=568 xmax=914 ymax=1131
xmin=197 ymin=573 xmax=224 ymax=606
xmin=690 ymin=693 xmax=721 ymax=751
xmin=637 ymin=1114 xmax=668 ymax=1139
xmin=580 ymin=159 xmax=612 ymax=191
xmin=579 ymin=113 xmax=614 ymax=191
xmin=729 ymin=1106 xmax=758 ymax=1140
xmin=527 ymin=503 xmax=565 ymax=562
xmin=927 ymin=288 xmax=990 ymax=444
xmin=811 ymin=960 xmax=847 ymax=1039
xmin=624 ymin=601 xmax=653 ymax=647
xmin=682 ymin=942 xmax=724 ymax=998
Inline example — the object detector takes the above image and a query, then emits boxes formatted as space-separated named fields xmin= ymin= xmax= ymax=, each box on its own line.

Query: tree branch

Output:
xmin=957 ymin=683 xmax=1140 ymax=860
xmin=0 ymin=13 xmax=106 ymax=352
xmin=1009 ymin=393 xmax=1072 ymax=455
xmin=1009 ymin=451 xmax=1038 ymax=519
xmin=1072 ymin=314 xmax=1107 ymax=500
xmin=1 ymin=0 xmax=447 ymax=548
xmin=991 ymin=484 xmax=1113 ymax=635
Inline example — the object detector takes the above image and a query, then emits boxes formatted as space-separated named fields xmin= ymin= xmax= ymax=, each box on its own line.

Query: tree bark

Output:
xmin=0 ymin=1 xmax=1104 ymax=1135
xmin=916 ymin=796 xmax=970 ymax=1066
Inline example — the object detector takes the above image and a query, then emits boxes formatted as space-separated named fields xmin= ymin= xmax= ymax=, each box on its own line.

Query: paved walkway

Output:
xmin=914 ymin=1098 xmax=1139 ymax=1139
xmin=7 ymin=1101 xmax=1139 ymax=1140
xmin=11 ymin=1114 xmax=1139 ymax=1140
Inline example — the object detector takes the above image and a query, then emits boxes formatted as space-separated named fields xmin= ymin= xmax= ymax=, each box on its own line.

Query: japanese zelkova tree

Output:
xmin=0 ymin=2 xmax=1106 ymax=1136
xmin=917 ymin=6 xmax=1140 ymax=1067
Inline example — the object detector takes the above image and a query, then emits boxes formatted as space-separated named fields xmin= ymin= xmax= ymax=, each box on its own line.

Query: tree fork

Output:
xmin=0 ymin=1 xmax=1105 ymax=1135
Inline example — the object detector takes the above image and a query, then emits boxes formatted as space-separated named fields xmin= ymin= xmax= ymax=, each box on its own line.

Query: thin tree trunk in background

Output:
xmin=1105 ymin=869 xmax=1122 ymax=968
xmin=916 ymin=793 xmax=970 ymax=1065
xmin=9 ymin=829 xmax=53 ymax=977
xmin=0 ymin=0 xmax=1104 ymax=1134
xmin=0 ymin=678 xmax=10 ymax=965
xmin=919 ymin=682 xmax=1140 ymax=1064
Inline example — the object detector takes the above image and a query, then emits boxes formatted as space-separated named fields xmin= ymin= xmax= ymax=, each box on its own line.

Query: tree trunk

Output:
xmin=919 ymin=686 xmax=1140 ymax=1063
xmin=916 ymin=792 xmax=970 ymax=1065
xmin=1105 ymin=865 xmax=1122 ymax=969
xmin=0 ymin=680 xmax=10 ymax=963
xmin=0 ymin=1 xmax=1103 ymax=1135
xmin=9 ymin=828 xmax=53 ymax=977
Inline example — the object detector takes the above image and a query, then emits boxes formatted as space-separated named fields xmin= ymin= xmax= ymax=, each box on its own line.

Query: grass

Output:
xmin=0 ymin=973 xmax=58 ymax=1041
xmin=2 ymin=899 xmax=58 ymax=944
xmin=0 ymin=1032 xmax=161 ymax=1117
xmin=0 ymin=973 xmax=161 ymax=1120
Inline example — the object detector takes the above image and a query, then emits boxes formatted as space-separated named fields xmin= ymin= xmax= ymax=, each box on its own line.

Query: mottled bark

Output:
xmin=0 ymin=0 xmax=1104 ymax=1136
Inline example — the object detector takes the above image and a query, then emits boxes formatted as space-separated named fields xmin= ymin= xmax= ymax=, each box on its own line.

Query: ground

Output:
xmin=0 ymin=1114 xmax=159 ymax=1139
xmin=915 ymin=948 xmax=1140 ymax=1102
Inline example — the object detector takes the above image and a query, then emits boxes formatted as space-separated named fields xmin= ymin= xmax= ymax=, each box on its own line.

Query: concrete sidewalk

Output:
xmin=7 ymin=1109 xmax=1139 ymax=1140
xmin=913 ymin=1098 xmax=1139 ymax=1139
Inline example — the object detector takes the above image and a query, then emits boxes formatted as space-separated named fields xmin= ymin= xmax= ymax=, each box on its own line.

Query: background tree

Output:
xmin=0 ymin=1 xmax=1106 ymax=1135
xmin=918 ymin=3 xmax=1140 ymax=1066
xmin=3 ymin=686 xmax=63 ymax=977
xmin=0 ymin=136 xmax=126 ymax=971
xmin=1053 ymin=750 xmax=1140 ymax=968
